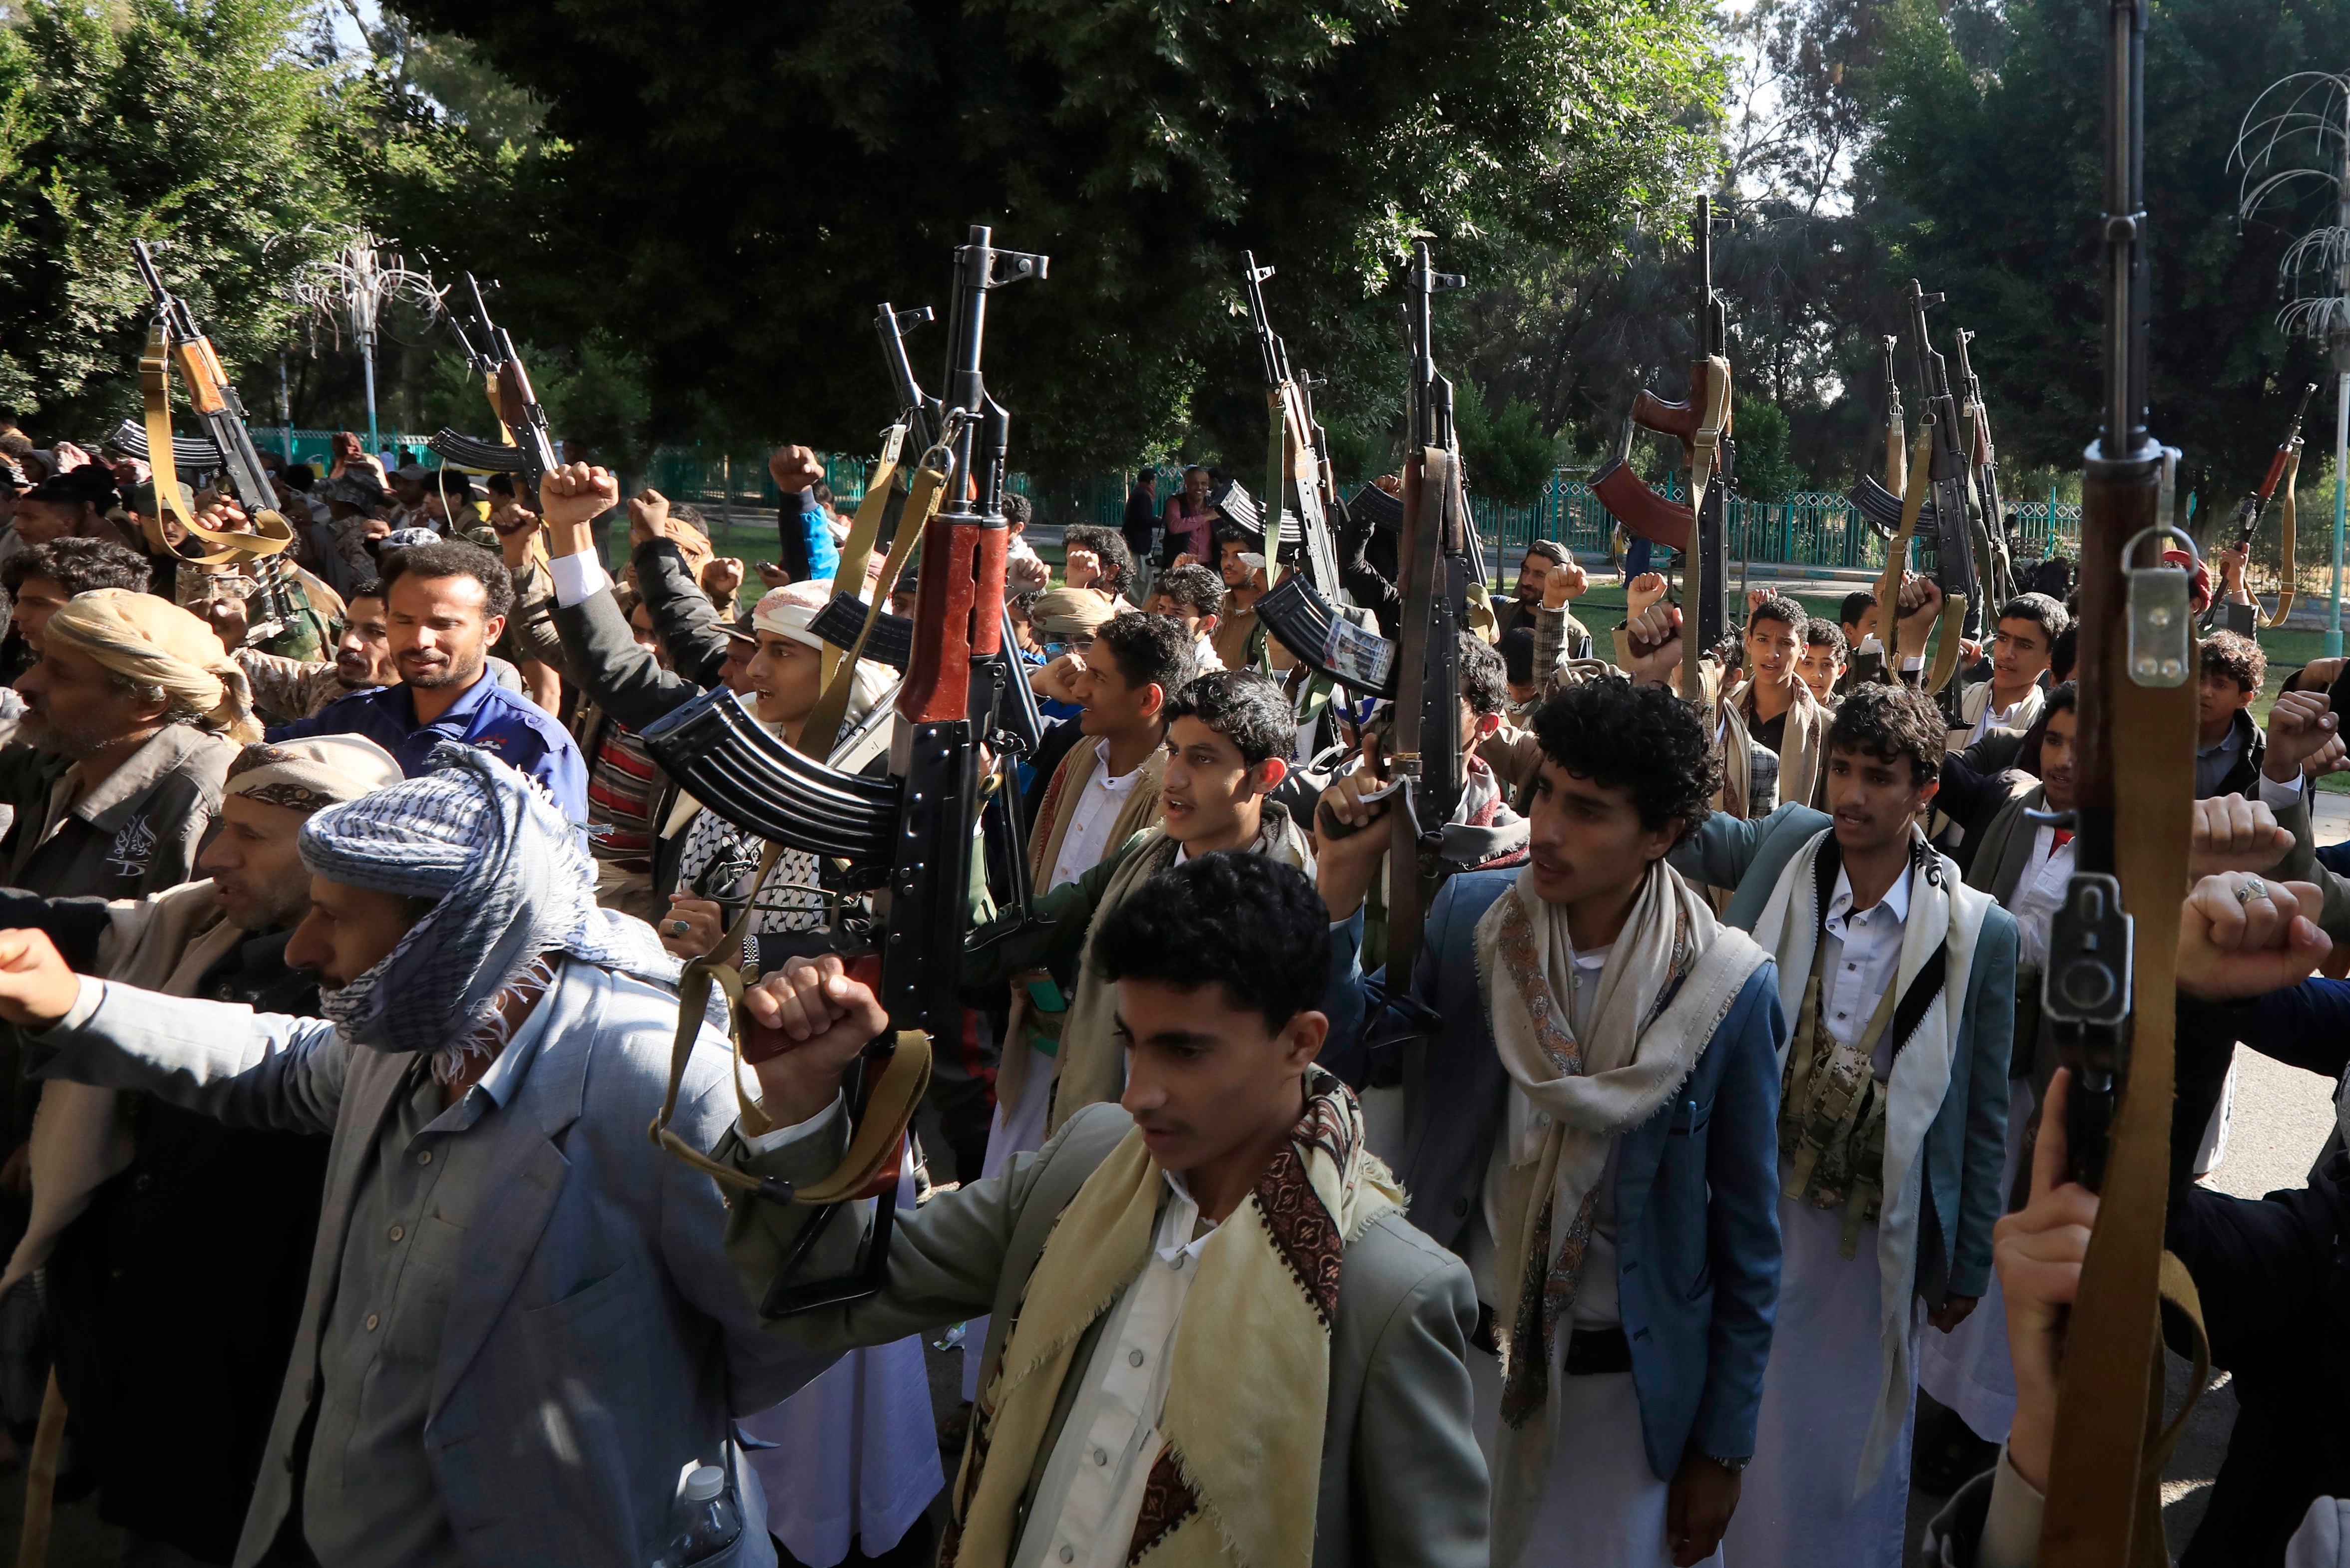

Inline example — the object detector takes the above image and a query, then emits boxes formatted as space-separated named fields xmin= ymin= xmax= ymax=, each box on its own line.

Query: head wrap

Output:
xmin=43 ymin=589 xmax=261 ymax=744
xmin=1031 ymin=586 xmax=1120 ymax=638
xmin=748 ymin=580 xmax=896 ymax=727
xmin=299 ymin=742 xmax=689 ymax=1065
xmin=380 ymin=527 xmax=439 ymax=551
xmin=752 ymin=580 xmax=834 ymax=650
xmin=225 ymin=735 xmax=404 ymax=814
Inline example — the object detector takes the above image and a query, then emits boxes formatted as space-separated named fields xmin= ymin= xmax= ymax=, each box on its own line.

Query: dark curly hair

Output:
xmin=1063 ymin=525 xmax=1134 ymax=596
xmin=377 ymin=539 xmax=515 ymax=620
xmin=1093 ymin=610 xmax=1196 ymax=698
xmin=1001 ymin=492 xmax=1032 ymax=529
xmin=2200 ymin=629 xmax=2266 ymax=695
xmin=1460 ymin=632 xmax=1507 ymax=716
xmin=1151 ymin=562 xmax=1226 ymax=619
xmin=1094 ymin=852 xmax=1330 ymax=1031
xmin=1803 ymin=618 xmax=1848 ymax=658
xmin=2 ymin=536 xmax=150 ymax=597
xmin=2044 ymin=679 xmax=2077 ymax=717
xmin=1747 ymin=593 xmax=1805 ymax=635
xmin=1825 ymin=682 xmax=1944 ymax=786
xmin=1163 ymin=669 xmax=1293 ymax=765
xmin=1529 ymin=677 xmax=1717 ymax=843
xmin=1998 ymin=592 xmax=2071 ymax=644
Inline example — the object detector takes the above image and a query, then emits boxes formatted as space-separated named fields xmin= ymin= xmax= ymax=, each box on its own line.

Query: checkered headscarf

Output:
xmin=300 ymin=742 xmax=685 ymax=1061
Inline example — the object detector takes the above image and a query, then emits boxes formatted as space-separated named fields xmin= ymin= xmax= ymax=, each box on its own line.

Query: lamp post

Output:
xmin=291 ymin=235 xmax=440 ymax=455
xmin=2233 ymin=71 xmax=2350 ymax=651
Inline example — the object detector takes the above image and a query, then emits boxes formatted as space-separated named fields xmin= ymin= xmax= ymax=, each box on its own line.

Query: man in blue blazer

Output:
xmin=1319 ymin=677 xmax=1786 ymax=1568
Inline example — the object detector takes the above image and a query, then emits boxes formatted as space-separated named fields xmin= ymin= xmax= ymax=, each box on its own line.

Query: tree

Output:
xmin=395 ymin=0 xmax=1724 ymax=480
xmin=0 ymin=0 xmax=350 ymax=428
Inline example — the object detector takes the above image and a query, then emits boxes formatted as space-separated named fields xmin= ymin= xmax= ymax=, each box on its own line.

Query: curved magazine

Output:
xmin=639 ymin=687 xmax=900 ymax=866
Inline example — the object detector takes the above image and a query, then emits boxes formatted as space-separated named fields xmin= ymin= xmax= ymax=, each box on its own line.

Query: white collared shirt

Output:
xmin=1047 ymin=739 xmax=1148 ymax=892
xmin=1969 ymin=687 xmax=2033 ymax=745
xmin=2011 ymin=825 xmax=2076 ymax=971
xmin=1821 ymin=861 xmax=1914 ymax=1079
xmin=1013 ymin=1172 xmax=1218 ymax=1568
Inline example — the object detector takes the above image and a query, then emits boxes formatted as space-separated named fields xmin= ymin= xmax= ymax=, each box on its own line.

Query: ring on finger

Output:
xmin=667 ymin=919 xmax=693 ymax=936
xmin=2235 ymin=877 xmax=2271 ymax=907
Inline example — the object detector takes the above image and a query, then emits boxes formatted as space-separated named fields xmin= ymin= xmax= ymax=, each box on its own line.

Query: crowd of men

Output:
xmin=0 ymin=411 xmax=2341 ymax=1568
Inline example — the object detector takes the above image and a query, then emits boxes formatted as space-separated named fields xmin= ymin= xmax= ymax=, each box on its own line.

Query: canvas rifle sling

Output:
xmin=649 ymin=838 xmax=933 ymax=1207
xmin=820 ymin=434 xmax=906 ymax=687
xmin=799 ymin=462 xmax=946 ymax=759
xmin=1869 ymin=426 xmax=1969 ymax=695
xmin=139 ymin=323 xmax=297 ymax=569
xmin=2266 ymin=444 xmax=2303 ymax=628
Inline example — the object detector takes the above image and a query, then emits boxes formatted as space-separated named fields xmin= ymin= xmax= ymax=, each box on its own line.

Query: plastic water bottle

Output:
xmin=651 ymin=1464 xmax=741 ymax=1567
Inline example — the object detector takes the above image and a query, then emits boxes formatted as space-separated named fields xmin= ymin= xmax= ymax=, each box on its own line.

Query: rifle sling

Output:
xmin=800 ymin=464 xmax=946 ymax=759
xmin=649 ymin=840 xmax=933 ymax=1206
xmin=2266 ymin=445 xmax=2302 ymax=629
xmin=1868 ymin=426 xmax=1967 ymax=695
xmin=821 ymin=454 xmax=904 ymax=688
xmin=140 ymin=324 xmax=296 ymax=569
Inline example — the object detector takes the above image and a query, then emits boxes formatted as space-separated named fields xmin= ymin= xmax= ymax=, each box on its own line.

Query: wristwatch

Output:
xmin=1704 ymin=1453 xmax=1751 ymax=1474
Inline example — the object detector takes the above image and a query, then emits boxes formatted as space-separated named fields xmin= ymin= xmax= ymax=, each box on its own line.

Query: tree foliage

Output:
xmin=393 ymin=0 xmax=1723 ymax=480
xmin=0 ymin=0 xmax=349 ymax=429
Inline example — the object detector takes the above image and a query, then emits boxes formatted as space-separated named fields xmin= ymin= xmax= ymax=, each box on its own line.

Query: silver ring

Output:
xmin=2235 ymin=877 xmax=2270 ymax=906
xmin=667 ymin=919 xmax=692 ymax=936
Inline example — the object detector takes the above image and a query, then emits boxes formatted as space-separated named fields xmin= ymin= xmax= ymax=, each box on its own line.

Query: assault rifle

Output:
xmin=2227 ymin=380 xmax=2318 ymax=551
xmin=1865 ymin=335 xmax=1906 ymax=539
xmin=1949 ymin=324 xmax=2017 ymax=612
xmin=2032 ymin=0 xmax=2208 ymax=1555
xmin=1240 ymin=252 xmax=1344 ymax=594
xmin=1848 ymin=282 xmax=1983 ymax=658
xmin=126 ymin=241 xmax=313 ymax=647
xmin=644 ymin=227 xmax=1042 ymax=1314
xmin=1590 ymin=197 xmax=1735 ymax=700
xmin=425 ymin=276 xmax=560 ymax=496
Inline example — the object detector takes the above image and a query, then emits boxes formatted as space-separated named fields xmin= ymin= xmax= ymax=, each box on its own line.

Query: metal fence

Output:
xmin=254 ymin=430 xmax=2085 ymax=575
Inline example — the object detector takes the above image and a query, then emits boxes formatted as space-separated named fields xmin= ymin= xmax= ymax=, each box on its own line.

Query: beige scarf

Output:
xmin=1721 ymin=673 xmax=1830 ymax=814
xmin=1027 ymin=739 xmax=1169 ymax=891
xmin=943 ymin=1070 xmax=1401 ymax=1568
xmin=1476 ymin=859 xmax=1768 ymax=1559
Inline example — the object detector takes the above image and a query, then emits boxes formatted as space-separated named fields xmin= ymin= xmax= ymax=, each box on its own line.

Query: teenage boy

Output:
xmin=2195 ymin=629 xmax=2269 ymax=799
xmin=1318 ymin=676 xmax=1784 ymax=1568
xmin=1724 ymin=593 xmax=1831 ymax=812
xmin=1210 ymin=523 xmax=1267 ymax=672
xmin=1146 ymin=562 xmax=1226 ymax=672
xmin=978 ymin=669 xmax=1314 ymax=1142
xmin=1951 ymin=595 xmax=2068 ymax=751
xmin=1718 ymin=682 xmax=2017 ymax=1566
xmin=1799 ymin=620 xmax=1847 ymax=707
xmin=722 ymin=853 xmax=1488 ymax=1568
xmin=1027 ymin=614 xmax=1196 ymax=895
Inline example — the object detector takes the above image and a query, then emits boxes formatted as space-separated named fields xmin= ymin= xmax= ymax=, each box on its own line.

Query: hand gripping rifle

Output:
xmin=1849 ymin=282 xmax=1981 ymax=687
xmin=2212 ymin=381 xmax=2317 ymax=632
xmin=126 ymin=241 xmax=313 ymax=646
xmin=1590 ymin=198 xmax=1734 ymax=700
xmin=425 ymin=276 xmax=560 ymax=497
xmin=1950 ymin=324 xmax=2018 ymax=613
xmin=2034 ymin=0 xmax=2212 ymax=1556
xmin=1240 ymin=253 xmax=1344 ymax=596
xmin=642 ymin=225 xmax=1044 ymax=1318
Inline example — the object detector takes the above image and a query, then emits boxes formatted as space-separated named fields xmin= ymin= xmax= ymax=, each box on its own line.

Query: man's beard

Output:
xmin=403 ymin=650 xmax=482 ymax=690
xmin=22 ymin=708 xmax=120 ymax=760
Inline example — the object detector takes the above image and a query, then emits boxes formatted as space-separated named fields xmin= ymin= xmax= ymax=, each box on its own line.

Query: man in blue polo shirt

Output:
xmin=273 ymin=540 xmax=587 ymax=820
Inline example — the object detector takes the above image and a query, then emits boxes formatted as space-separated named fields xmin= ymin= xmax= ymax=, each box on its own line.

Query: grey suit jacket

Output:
xmin=35 ymin=961 xmax=823 ymax=1568
xmin=723 ymin=1100 xmax=1489 ymax=1568
xmin=553 ymin=579 xmax=708 ymax=737
xmin=1670 ymin=802 xmax=1834 ymax=930
xmin=2272 ymin=793 xmax=2350 ymax=938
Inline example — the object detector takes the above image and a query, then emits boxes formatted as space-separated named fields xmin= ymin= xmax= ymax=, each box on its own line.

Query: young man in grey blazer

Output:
xmin=722 ymin=852 xmax=1488 ymax=1568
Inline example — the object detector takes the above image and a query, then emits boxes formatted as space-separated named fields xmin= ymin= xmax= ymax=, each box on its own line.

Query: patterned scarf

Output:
xmin=301 ymin=742 xmax=689 ymax=1075
xmin=943 ymin=1069 xmax=1401 ymax=1568
xmin=1474 ymin=859 xmax=1768 ymax=1561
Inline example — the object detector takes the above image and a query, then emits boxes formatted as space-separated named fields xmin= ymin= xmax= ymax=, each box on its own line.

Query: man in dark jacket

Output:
xmin=2198 ymin=630 xmax=2269 ymax=800
xmin=1121 ymin=467 xmax=1158 ymax=564
xmin=26 ymin=735 xmax=405 ymax=1567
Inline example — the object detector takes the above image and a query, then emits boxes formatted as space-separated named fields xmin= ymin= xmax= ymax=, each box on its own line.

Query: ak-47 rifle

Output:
xmin=641 ymin=226 xmax=1044 ymax=1316
xmin=1591 ymin=197 xmax=1734 ymax=701
xmin=2032 ymin=0 xmax=2209 ymax=1555
xmin=1240 ymin=253 xmax=1344 ymax=596
xmin=426 ymin=276 xmax=560 ymax=497
xmin=1878 ymin=334 xmax=1908 ymax=529
xmin=1849 ymin=281 xmax=1981 ymax=683
xmin=2211 ymin=381 xmax=2318 ymax=632
xmin=125 ymin=241 xmax=318 ymax=648
xmin=1949 ymin=324 xmax=2018 ymax=613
